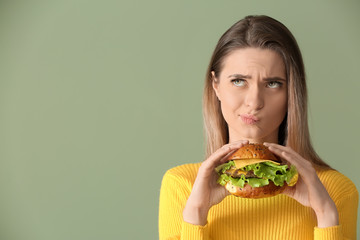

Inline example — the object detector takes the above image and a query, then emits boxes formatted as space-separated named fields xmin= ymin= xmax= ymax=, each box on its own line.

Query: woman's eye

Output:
xmin=267 ymin=81 xmax=282 ymax=88
xmin=231 ymin=79 xmax=246 ymax=87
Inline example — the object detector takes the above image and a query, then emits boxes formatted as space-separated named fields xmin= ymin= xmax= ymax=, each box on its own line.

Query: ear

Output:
xmin=211 ymin=71 xmax=221 ymax=101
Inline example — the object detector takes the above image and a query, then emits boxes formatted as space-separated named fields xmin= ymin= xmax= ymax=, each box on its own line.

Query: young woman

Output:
xmin=159 ymin=15 xmax=358 ymax=240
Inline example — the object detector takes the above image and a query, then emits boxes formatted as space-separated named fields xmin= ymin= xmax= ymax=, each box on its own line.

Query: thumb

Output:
xmin=282 ymin=186 xmax=295 ymax=198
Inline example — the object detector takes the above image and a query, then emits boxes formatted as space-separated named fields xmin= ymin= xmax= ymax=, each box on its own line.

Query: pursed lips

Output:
xmin=239 ymin=114 xmax=259 ymax=125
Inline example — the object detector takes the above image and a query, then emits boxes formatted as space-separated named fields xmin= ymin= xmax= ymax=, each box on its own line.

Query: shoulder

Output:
xmin=317 ymin=168 xmax=358 ymax=201
xmin=159 ymin=163 xmax=202 ymax=196
xmin=162 ymin=162 xmax=202 ymax=185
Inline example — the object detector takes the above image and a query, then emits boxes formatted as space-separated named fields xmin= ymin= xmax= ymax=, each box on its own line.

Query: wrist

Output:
xmin=183 ymin=203 xmax=209 ymax=226
xmin=315 ymin=201 xmax=339 ymax=228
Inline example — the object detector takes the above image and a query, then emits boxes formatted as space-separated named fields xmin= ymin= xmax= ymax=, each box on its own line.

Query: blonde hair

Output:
xmin=202 ymin=15 xmax=331 ymax=169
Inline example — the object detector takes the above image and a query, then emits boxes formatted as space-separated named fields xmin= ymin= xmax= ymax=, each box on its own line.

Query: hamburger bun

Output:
xmin=225 ymin=179 xmax=287 ymax=198
xmin=216 ymin=143 xmax=297 ymax=198
xmin=227 ymin=143 xmax=279 ymax=161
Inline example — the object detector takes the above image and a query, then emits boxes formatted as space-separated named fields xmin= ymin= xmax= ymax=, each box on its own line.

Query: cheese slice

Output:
xmin=288 ymin=172 xmax=298 ymax=186
xmin=233 ymin=158 xmax=280 ymax=169
xmin=225 ymin=168 xmax=247 ymax=176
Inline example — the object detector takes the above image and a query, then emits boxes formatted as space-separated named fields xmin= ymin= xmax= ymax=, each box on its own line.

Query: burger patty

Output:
xmin=224 ymin=168 xmax=258 ymax=178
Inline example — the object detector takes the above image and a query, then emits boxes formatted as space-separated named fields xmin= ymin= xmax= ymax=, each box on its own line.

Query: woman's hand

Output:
xmin=183 ymin=140 xmax=249 ymax=226
xmin=263 ymin=142 xmax=339 ymax=228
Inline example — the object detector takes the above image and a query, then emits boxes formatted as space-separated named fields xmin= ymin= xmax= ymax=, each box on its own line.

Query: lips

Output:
xmin=240 ymin=114 xmax=259 ymax=125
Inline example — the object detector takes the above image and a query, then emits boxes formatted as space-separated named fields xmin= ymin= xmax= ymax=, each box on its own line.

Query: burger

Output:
xmin=215 ymin=143 xmax=298 ymax=198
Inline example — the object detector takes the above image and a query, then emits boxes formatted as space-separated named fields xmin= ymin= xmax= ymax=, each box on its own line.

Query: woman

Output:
xmin=159 ymin=15 xmax=358 ymax=239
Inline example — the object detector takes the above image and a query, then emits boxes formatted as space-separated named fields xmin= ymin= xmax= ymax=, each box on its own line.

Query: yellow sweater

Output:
xmin=159 ymin=163 xmax=358 ymax=240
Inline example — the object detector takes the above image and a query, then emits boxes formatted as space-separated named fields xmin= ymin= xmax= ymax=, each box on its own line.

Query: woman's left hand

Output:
xmin=263 ymin=142 xmax=339 ymax=228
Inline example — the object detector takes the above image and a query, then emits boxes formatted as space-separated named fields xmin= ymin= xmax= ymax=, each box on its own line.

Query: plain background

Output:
xmin=0 ymin=0 xmax=359 ymax=239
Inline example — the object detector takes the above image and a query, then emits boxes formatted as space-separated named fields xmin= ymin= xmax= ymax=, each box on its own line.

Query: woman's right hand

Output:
xmin=182 ymin=140 xmax=249 ymax=226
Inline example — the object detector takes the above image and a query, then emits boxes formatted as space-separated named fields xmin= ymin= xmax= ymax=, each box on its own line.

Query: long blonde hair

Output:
xmin=202 ymin=15 xmax=331 ymax=169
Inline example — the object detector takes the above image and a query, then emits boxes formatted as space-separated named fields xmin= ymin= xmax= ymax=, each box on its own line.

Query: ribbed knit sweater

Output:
xmin=159 ymin=163 xmax=358 ymax=240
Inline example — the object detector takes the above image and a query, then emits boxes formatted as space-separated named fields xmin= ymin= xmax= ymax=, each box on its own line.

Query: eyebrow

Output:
xmin=228 ymin=74 xmax=286 ymax=82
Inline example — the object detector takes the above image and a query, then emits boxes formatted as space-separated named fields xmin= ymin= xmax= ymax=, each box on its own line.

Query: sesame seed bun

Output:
xmin=217 ymin=143 xmax=294 ymax=198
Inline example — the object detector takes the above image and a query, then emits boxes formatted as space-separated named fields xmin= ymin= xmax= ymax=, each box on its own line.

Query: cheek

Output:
xmin=220 ymin=92 xmax=242 ymax=114
xmin=219 ymin=93 xmax=245 ymax=127
xmin=266 ymin=94 xmax=287 ymax=120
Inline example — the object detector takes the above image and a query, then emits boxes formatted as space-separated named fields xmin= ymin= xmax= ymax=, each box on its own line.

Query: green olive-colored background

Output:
xmin=0 ymin=1 xmax=359 ymax=239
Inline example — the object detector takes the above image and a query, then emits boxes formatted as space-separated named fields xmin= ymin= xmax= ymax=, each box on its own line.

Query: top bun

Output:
xmin=227 ymin=143 xmax=278 ymax=162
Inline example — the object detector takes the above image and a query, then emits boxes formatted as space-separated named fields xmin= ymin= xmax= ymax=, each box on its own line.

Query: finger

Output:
xmin=218 ymin=143 xmax=248 ymax=164
xmin=200 ymin=140 xmax=248 ymax=174
xmin=263 ymin=142 xmax=300 ymax=165
xmin=263 ymin=142 xmax=298 ymax=157
xmin=264 ymin=143 xmax=315 ymax=181
xmin=265 ymin=145 xmax=305 ymax=173
xmin=199 ymin=141 xmax=248 ymax=179
xmin=219 ymin=140 xmax=250 ymax=163
xmin=208 ymin=140 xmax=248 ymax=163
xmin=224 ymin=187 xmax=231 ymax=197
xmin=282 ymin=185 xmax=295 ymax=198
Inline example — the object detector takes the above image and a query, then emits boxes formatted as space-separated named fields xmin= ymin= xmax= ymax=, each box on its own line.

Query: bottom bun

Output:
xmin=225 ymin=181 xmax=287 ymax=199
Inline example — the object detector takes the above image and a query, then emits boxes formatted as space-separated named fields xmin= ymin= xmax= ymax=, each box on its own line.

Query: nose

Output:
xmin=244 ymin=84 xmax=264 ymax=111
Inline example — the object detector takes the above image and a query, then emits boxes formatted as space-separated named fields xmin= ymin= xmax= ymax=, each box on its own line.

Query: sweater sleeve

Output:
xmin=159 ymin=167 xmax=210 ymax=240
xmin=314 ymin=170 xmax=359 ymax=240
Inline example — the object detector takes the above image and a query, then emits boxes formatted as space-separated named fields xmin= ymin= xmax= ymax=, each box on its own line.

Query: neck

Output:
xmin=228 ymin=129 xmax=279 ymax=144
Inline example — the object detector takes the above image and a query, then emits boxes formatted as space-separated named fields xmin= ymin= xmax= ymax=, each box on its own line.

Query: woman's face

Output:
xmin=212 ymin=47 xmax=287 ymax=143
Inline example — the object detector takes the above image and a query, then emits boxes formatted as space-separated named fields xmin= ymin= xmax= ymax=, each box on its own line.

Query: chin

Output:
xmin=235 ymin=130 xmax=267 ymax=142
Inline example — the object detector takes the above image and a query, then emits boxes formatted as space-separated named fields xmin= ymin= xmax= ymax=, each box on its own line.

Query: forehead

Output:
xmin=220 ymin=48 xmax=286 ymax=78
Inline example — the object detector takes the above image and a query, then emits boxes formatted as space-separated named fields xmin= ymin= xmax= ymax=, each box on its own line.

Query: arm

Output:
xmin=264 ymin=143 xmax=358 ymax=240
xmin=159 ymin=140 xmax=249 ymax=240
xmin=264 ymin=143 xmax=339 ymax=226
xmin=159 ymin=169 xmax=210 ymax=240
xmin=314 ymin=177 xmax=359 ymax=240
xmin=264 ymin=142 xmax=359 ymax=239
xmin=338 ymin=190 xmax=358 ymax=239
xmin=182 ymin=140 xmax=248 ymax=226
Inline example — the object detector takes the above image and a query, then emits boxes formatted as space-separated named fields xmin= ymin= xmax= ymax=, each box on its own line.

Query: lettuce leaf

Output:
xmin=217 ymin=174 xmax=270 ymax=188
xmin=215 ymin=161 xmax=235 ymax=174
xmin=216 ymin=161 xmax=298 ymax=188
xmin=285 ymin=165 xmax=298 ymax=185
